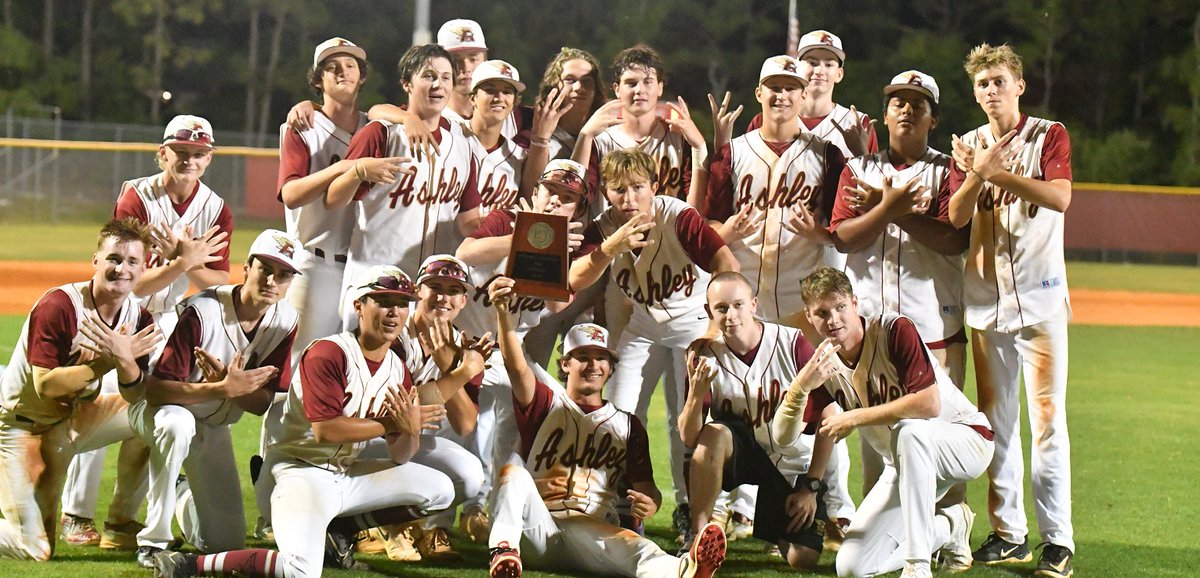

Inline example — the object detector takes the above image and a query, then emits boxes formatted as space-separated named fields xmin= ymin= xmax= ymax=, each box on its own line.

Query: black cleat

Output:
xmin=972 ymin=532 xmax=1032 ymax=565
xmin=324 ymin=529 xmax=358 ymax=569
xmin=1033 ymin=543 xmax=1074 ymax=578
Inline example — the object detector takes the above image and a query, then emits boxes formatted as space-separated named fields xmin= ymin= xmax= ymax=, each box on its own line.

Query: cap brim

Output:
xmin=252 ymin=254 xmax=302 ymax=275
xmin=759 ymin=73 xmax=808 ymax=87
xmin=565 ymin=344 xmax=619 ymax=361
xmin=472 ymin=77 xmax=526 ymax=93
xmin=361 ymin=288 xmax=416 ymax=300
xmin=884 ymin=84 xmax=937 ymax=104
xmin=162 ymin=139 xmax=214 ymax=150
xmin=416 ymin=275 xmax=473 ymax=290
xmin=446 ymin=44 xmax=487 ymax=53
xmin=315 ymin=46 xmax=367 ymax=68
xmin=796 ymin=45 xmax=846 ymax=62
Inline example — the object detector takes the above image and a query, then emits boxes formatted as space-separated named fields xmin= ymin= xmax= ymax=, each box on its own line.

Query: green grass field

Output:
xmin=0 ymin=222 xmax=1197 ymax=577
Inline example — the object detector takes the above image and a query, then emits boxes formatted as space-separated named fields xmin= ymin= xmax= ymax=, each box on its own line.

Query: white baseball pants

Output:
xmin=286 ymin=258 xmax=346 ymax=365
xmin=130 ymin=402 xmax=245 ymax=552
xmin=361 ymin=433 xmax=483 ymax=531
xmin=973 ymin=303 xmax=1073 ymax=550
xmin=269 ymin=456 xmax=456 ymax=577
xmin=488 ymin=464 xmax=683 ymax=577
xmin=836 ymin=419 xmax=993 ymax=577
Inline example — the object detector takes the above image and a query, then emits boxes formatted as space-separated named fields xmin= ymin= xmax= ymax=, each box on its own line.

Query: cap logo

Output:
xmin=272 ymin=234 xmax=295 ymax=258
xmin=497 ymin=63 xmax=514 ymax=79
xmin=907 ymin=74 xmax=923 ymax=87
xmin=819 ymin=32 xmax=834 ymax=45
xmin=583 ymin=326 xmax=605 ymax=342
xmin=454 ymin=27 xmax=475 ymax=42
xmin=779 ymin=57 xmax=798 ymax=73
xmin=336 ymin=39 xmax=350 ymax=47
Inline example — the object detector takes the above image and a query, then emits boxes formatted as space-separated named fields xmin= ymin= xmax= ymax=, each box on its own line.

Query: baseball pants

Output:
xmin=130 ymin=402 xmax=245 ymax=552
xmin=836 ymin=419 xmax=993 ymax=577
xmin=973 ymin=303 xmax=1073 ymax=550
xmin=269 ymin=456 xmax=456 ymax=577
xmin=488 ymin=464 xmax=683 ymax=577
xmin=358 ymin=433 xmax=483 ymax=531
xmin=286 ymin=257 xmax=345 ymax=364
xmin=0 ymin=394 xmax=146 ymax=560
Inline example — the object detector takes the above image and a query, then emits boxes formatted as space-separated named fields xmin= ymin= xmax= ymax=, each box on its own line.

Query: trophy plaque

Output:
xmin=507 ymin=211 xmax=570 ymax=302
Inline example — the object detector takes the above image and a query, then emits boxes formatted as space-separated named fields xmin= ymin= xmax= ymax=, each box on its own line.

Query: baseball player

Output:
xmin=114 ymin=114 xmax=232 ymax=341
xmin=467 ymin=59 xmax=528 ymax=218
xmin=573 ymin=44 xmax=708 ymax=211
xmin=0 ymin=218 xmax=161 ymax=560
xmin=326 ymin=44 xmax=481 ymax=329
xmin=151 ymin=265 xmax=457 ymax=578
xmin=129 ymin=230 xmax=300 ymax=567
xmin=485 ymin=276 xmax=727 ymax=578
xmin=569 ymin=149 xmax=737 ymax=540
xmin=681 ymin=272 xmax=835 ymax=570
xmin=829 ymin=71 xmax=969 ymax=498
xmin=773 ymin=267 xmax=993 ymax=578
xmin=704 ymin=56 xmax=854 ymax=538
xmin=946 ymin=43 xmax=1075 ymax=578
xmin=278 ymin=38 xmax=371 ymax=360
xmin=392 ymin=255 xmax=493 ymax=558
xmin=455 ymin=159 xmax=591 ymax=543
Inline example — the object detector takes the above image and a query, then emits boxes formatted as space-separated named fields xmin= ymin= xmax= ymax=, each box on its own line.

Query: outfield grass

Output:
xmin=0 ymin=319 xmax=1196 ymax=577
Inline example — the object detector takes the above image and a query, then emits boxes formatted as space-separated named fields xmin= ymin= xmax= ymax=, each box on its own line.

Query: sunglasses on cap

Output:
xmin=361 ymin=274 xmax=417 ymax=296
xmin=421 ymin=260 xmax=467 ymax=280
xmin=166 ymin=128 xmax=214 ymax=147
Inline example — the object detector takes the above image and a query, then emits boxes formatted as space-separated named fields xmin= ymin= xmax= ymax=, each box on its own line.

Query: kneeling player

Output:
xmin=773 ymin=268 xmax=994 ymax=578
xmin=485 ymin=276 xmax=726 ymax=578
xmin=681 ymin=272 xmax=834 ymax=570
xmin=152 ymin=266 xmax=455 ymax=577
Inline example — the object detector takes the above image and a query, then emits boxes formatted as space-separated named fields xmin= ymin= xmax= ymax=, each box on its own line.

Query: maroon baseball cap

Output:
xmin=538 ymin=159 xmax=589 ymax=199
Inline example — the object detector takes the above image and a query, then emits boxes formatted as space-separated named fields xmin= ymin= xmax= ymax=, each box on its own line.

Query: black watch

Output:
xmin=800 ymin=476 xmax=825 ymax=493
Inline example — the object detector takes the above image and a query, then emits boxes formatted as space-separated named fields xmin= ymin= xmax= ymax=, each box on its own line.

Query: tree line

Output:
xmin=3 ymin=0 xmax=1198 ymax=185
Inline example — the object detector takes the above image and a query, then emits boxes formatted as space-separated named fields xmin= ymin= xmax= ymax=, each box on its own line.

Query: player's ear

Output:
xmin=703 ymin=303 xmax=714 ymax=320
xmin=834 ymin=66 xmax=845 ymax=83
xmin=1016 ymin=77 xmax=1026 ymax=97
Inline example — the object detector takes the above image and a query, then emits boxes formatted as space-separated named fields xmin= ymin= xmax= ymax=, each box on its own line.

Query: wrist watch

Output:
xmin=800 ymin=476 xmax=825 ymax=493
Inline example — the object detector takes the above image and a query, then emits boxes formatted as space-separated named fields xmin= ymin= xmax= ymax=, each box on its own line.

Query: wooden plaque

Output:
xmin=507 ymin=211 xmax=570 ymax=302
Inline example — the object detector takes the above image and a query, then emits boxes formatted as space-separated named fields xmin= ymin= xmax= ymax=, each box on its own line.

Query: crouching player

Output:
xmin=681 ymin=272 xmax=835 ymax=570
xmin=152 ymin=265 xmax=456 ymax=577
xmin=772 ymin=268 xmax=994 ymax=578
xmin=484 ymin=276 xmax=726 ymax=578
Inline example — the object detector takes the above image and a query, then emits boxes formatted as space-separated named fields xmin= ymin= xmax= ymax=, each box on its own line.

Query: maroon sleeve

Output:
xmin=113 ymin=185 xmax=149 ymax=222
xmin=259 ymin=327 xmax=297 ymax=392
xmin=152 ymin=306 xmax=202 ymax=382
xmin=207 ymin=204 xmax=234 ymax=273
xmin=468 ymin=209 xmax=515 ymax=239
xmin=745 ymin=112 xmax=763 ymax=133
xmin=678 ymin=142 xmax=693 ymax=202
xmin=866 ymin=120 xmax=880 ymax=154
xmin=935 ymin=171 xmax=953 ymax=222
xmin=515 ymin=380 xmax=555 ymax=459
xmin=829 ymin=164 xmax=861 ymax=231
xmin=1040 ymin=124 xmax=1072 ymax=182
xmin=624 ymin=415 xmax=655 ymax=485
xmin=26 ymin=290 xmax=78 ymax=369
xmin=792 ymin=331 xmax=815 ymax=366
xmin=948 ymin=156 xmax=967 ymax=193
xmin=459 ymin=159 xmax=482 ymax=212
xmin=299 ymin=340 xmax=350 ymax=423
xmin=886 ymin=317 xmax=937 ymax=394
xmin=586 ymin=141 xmax=602 ymax=202
xmin=801 ymin=386 xmax=834 ymax=435
xmin=817 ymin=143 xmax=847 ymax=223
xmin=464 ymin=371 xmax=483 ymax=405
xmin=675 ymin=207 xmax=727 ymax=272
xmin=572 ymin=220 xmax=604 ymax=259
xmin=705 ymin=144 xmax=735 ymax=222
xmin=277 ymin=129 xmax=312 ymax=199
xmin=135 ymin=308 xmax=155 ymax=373
xmin=345 ymin=122 xmax=390 ymax=201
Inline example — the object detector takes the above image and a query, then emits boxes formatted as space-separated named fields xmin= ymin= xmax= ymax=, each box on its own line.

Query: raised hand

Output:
xmin=354 ymin=156 xmax=416 ymax=185
xmin=664 ymin=97 xmax=706 ymax=149
xmin=685 ymin=350 xmax=717 ymax=400
xmin=717 ymin=202 xmax=765 ymax=244
xmin=951 ymin=134 xmax=974 ymax=173
xmin=417 ymin=319 xmax=461 ymax=373
xmin=842 ymin=177 xmax=883 ymax=213
xmin=174 ymin=225 xmax=229 ymax=272
xmin=793 ymin=339 xmax=841 ymax=394
xmin=401 ymin=116 xmax=439 ymax=162
xmin=463 ymin=332 xmax=496 ymax=368
xmin=286 ymin=100 xmax=318 ymax=132
xmin=194 ymin=347 xmax=227 ymax=383
xmin=971 ymin=129 xmax=1019 ymax=181
xmin=78 ymin=316 xmax=162 ymax=367
xmin=782 ymin=203 xmax=830 ymax=243
xmin=384 ymin=385 xmax=444 ymax=435
xmin=532 ymin=83 xmax=574 ymax=141
xmin=221 ymin=350 xmax=277 ymax=398
xmin=580 ymin=100 xmax=623 ymax=138
xmin=566 ymin=221 xmax=585 ymax=253
xmin=707 ymin=91 xmax=744 ymax=150
xmin=148 ymin=223 xmax=181 ymax=261
xmin=488 ymin=276 xmax=517 ymax=316
xmin=831 ymin=105 xmax=876 ymax=157
xmin=600 ymin=213 xmax=655 ymax=256
xmin=880 ymin=175 xmax=932 ymax=218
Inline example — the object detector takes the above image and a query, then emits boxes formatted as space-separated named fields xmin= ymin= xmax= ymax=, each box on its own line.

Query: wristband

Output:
xmin=691 ymin=145 xmax=709 ymax=173
xmin=354 ymin=161 xmax=367 ymax=181
xmin=529 ymin=141 xmax=549 ymax=149
xmin=530 ymin=135 xmax=551 ymax=145
xmin=970 ymin=168 xmax=986 ymax=181
xmin=118 ymin=370 xmax=144 ymax=388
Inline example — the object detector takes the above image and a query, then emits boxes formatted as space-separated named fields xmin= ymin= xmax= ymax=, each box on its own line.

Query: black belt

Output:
xmin=313 ymin=248 xmax=347 ymax=263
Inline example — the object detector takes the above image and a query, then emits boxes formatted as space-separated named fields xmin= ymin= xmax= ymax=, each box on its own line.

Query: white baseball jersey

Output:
xmin=277 ymin=111 xmax=368 ymax=256
xmin=114 ymin=176 xmax=231 ymax=316
xmin=547 ymin=127 xmax=577 ymax=162
xmin=694 ymin=322 xmax=816 ymax=478
xmin=706 ymin=131 xmax=845 ymax=321
xmin=516 ymin=379 xmax=653 ymax=525
xmin=1 ymin=282 xmax=148 ymax=429
xmin=151 ymin=285 xmax=297 ymax=425
xmin=951 ymin=115 xmax=1073 ymax=332
xmin=443 ymin=107 xmax=522 ymax=140
xmin=469 ymin=133 xmax=527 ymax=219
xmin=589 ymin=119 xmax=691 ymax=213
xmin=747 ymin=104 xmax=879 ymax=159
xmin=833 ymin=149 xmax=965 ymax=343
xmin=272 ymin=332 xmax=412 ymax=472
xmin=342 ymin=118 xmax=480 ymax=277
xmin=805 ymin=313 xmax=991 ymax=466
xmin=580 ymin=196 xmax=721 ymax=325
xmin=457 ymin=209 xmax=550 ymax=340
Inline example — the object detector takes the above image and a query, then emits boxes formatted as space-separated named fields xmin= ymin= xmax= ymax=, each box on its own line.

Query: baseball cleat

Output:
xmin=937 ymin=502 xmax=975 ymax=573
xmin=972 ymin=532 xmax=1032 ymax=565
xmin=672 ymin=503 xmax=691 ymax=545
xmin=416 ymin=526 xmax=461 ymax=559
xmin=727 ymin=513 xmax=753 ymax=542
xmin=324 ymin=529 xmax=358 ymax=569
xmin=60 ymin=514 xmax=100 ymax=546
xmin=382 ymin=523 xmax=422 ymax=562
xmin=899 ymin=561 xmax=933 ymax=578
xmin=100 ymin=520 xmax=144 ymax=550
xmin=459 ymin=505 xmax=491 ymax=544
xmin=153 ymin=550 xmax=197 ymax=578
xmin=136 ymin=545 xmax=164 ymax=569
xmin=488 ymin=541 xmax=522 ymax=578
xmin=678 ymin=521 xmax=726 ymax=578
xmin=355 ymin=528 xmax=387 ymax=555
xmin=1033 ymin=543 xmax=1074 ymax=578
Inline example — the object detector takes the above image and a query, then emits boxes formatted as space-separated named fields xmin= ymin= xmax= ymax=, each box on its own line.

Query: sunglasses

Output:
xmin=422 ymin=261 xmax=467 ymax=280
xmin=166 ymin=128 xmax=214 ymax=147
xmin=362 ymin=274 xmax=416 ymax=295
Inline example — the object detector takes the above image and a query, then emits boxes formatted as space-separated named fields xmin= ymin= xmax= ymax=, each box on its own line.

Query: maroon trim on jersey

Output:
xmin=887 ymin=317 xmax=937 ymax=394
xmin=152 ymin=306 xmax=203 ymax=383
xmin=799 ymin=116 xmax=823 ymax=131
xmin=705 ymin=143 xmax=735 ymax=221
xmin=277 ymin=128 xmax=313 ymax=200
xmin=514 ymin=380 xmax=555 ymax=460
xmin=802 ymin=386 xmax=834 ymax=436
xmin=114 ymin=186 xmax=150 ymax=223
xmin=818 ymin=143 xmax=847 ymax=223
xmin=259 ymin=326 xmax=296 ymax=392
xmin=925 ymin=326 xmax=967 ymax=350
xmin=299 ymin=340 xmax=351 ymax=423
xmin=624 ymin=415 xmax=654 ymax=484
xmin=468 ymin=209 xmax=515 ymax=239
xmin=830 ymin=164 xmax=860 ymax=230
xmin=746 ymin=112 xmax=879 ymax=155
xmin=460 ymin=156 xmax=482 ymax=212
xmin=573 ymin=220 xmax=604 ymax=260
xmin=793 ymin=330 xmax=816 ymax=366
xmin=1041 ymin=123 xmax=1072 ymax=182
xmin=675 ymin=207 xmax=726 ymax=271
xmin=209 ymin=204 xmax=234 ymax=272
xmin=345 ymin=122 xmax=390 ymax=201
xmin=26 ymin=289 xmax=78 ymax=369
xmin=730 ymin=341 xmax=762 ymax=367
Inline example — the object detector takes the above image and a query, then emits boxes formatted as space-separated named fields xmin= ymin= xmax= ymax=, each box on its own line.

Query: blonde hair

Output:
xmin=964 ymin=43 xmax=1023 ymax=80
xmin=600 ymin=149 xmax=656 ymax=188
xmin=800 ymin=267 xmax=854 ymax=305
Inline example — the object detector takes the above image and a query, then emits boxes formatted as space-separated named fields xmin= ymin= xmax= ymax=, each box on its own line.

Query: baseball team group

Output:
xmin=0 ymin=15 xmax=1076 ymax=578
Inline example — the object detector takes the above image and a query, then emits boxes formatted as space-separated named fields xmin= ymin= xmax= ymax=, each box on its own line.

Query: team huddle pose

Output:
xmin=0 ymin=16 xmax=1075 ymax=578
